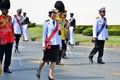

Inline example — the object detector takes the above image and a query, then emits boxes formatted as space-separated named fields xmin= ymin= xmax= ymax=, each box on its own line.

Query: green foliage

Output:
xmin=74 ymin=25 xmax=92 ymax=34
xmin=108 ymin=25 xmax=120 ymax=29
xmin=108 ymin=29 xmax=120 ymax=36
xmin=28 ymin=22 xmax=36 ymax=28
xmin=75 ymin=25 xmax=120 ymax=36
xmin=82 ymin=28 xmax=92 ymax=36
xmin=74 ymin=26 xmax=85 ymax=34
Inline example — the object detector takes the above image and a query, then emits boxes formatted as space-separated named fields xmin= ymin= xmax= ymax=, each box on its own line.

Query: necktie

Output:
xmin=53 ymin=21 xmax=55 ymax=25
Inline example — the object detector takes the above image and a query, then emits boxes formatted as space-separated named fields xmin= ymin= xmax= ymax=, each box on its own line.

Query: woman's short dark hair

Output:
xmin=49 ymin=12 xmax=52 ymax=17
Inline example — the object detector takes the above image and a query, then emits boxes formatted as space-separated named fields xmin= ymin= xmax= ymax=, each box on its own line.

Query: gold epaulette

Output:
xmin=0 ymin=18 xmax=8 ymax=27
xmin=96 ymin=16 xmax=99 ymax=19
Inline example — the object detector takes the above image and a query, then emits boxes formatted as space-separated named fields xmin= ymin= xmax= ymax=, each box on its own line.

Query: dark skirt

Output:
xmin=42 ymin=45 xmax=59 ymax=62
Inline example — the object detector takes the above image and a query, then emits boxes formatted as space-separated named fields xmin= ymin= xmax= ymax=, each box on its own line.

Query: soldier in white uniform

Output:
xmin=12 ymin=8 xmax=23 ymax=53
xmin=22 ymin=12 xmax=30 ymax=41
xmin=69 ymin=13 xmax=76 ymax=46
xmin=36 ymin=9 xmax=62 ymax=80
xmin=89 ymin=7 xmax=108 ymax=64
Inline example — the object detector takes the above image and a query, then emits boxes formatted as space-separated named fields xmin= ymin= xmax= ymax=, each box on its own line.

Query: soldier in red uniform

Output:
xmin=0 ymin=0 xmax=14 ymax=73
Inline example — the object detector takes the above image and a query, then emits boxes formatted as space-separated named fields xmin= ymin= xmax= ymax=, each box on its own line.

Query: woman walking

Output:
xmin=36 ymin=9 xmax=62 ymax=80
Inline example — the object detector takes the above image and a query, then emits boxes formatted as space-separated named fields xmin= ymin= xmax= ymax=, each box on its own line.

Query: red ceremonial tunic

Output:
xmin=0 ymin=14 xmax=14 ymax=45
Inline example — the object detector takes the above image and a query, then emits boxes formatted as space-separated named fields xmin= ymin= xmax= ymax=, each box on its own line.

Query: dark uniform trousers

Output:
xmin=56 ymin=40 xmax=67 ymax=63
xmin=0 ymin=43 xmax=13 ymax=69
xmin=62 ymin=40 xmax=67 ymax=57
xmin=89 ymin=40 xmax=105 ymax=61
xmin=14 ymin=34 xmax=21 ymax=51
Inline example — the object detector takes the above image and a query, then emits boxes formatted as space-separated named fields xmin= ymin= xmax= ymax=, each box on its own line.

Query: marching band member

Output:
xmin=55 ymin=0 xmax=67 ymax=65
xmin=0 ymin=0 xmax=14 ymax=73
xmin=61 ymin=10 xmax=69 ymax=59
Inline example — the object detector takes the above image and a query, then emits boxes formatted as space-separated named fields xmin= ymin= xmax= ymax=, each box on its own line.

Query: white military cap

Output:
xmin=98 ymin=7 xmax=106 ymax=11
xmin=17 ymin=8 xmax=22 ymax=11
xmin=49 ymin=8 xmax=58 ymax=13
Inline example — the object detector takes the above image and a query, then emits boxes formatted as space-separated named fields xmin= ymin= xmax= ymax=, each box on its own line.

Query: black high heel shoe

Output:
xmin=48 ymin=76 xmax=54 ymax=80
xmin=36 ymin=69 xmax=40 ymax=78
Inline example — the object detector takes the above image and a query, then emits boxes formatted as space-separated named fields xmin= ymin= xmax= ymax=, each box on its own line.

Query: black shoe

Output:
xmin=36 ymin=69 xmax=40 ymax=78
xmin=48 ymin=76 xmax=54 ymax=80
xmin=15 ymin=49 xmax=16 ymax=52
xmin=97 ymin=61 xmax=105 ymax=64
xmin=97 ymin=58 xmax=105 ymax=64
xmin=16 ymin=50 xmax=20 ymax=53
xmin=36 ymin=74 xmax=40 ymax=78
xmin=18 ymin=51 xmax=20 ymax=53
xmin=15 ymin=49 xmax=20 ymax=53
xmin=88 ymin=56 xmax=93 ymax=63
xmin=4 ymin=69 xmax=12 ymax=73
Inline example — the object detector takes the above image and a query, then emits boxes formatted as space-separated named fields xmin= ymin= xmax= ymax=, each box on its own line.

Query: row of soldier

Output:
xmin=0 ymin=0 xmax=108 ymax=80
xmin=36 ymin=1 xmax=108 ymax=80
xmin=0 ymin=0 xmax=75 ymax=76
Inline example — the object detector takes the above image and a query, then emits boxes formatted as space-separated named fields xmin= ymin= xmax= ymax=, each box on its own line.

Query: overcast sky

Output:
xmin=8 ymin=0 xmax=120 ymax=25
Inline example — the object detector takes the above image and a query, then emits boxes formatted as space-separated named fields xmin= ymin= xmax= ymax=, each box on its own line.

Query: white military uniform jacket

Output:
xmin=12 ymin=15 xmax=23 ymax=34
xmin=93 ymin=16 xmax=108 ymax=40
xmin=42 ymin=19 xmax=62 ymax=48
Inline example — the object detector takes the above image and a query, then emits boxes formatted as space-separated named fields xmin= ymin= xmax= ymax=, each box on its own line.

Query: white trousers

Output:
xmin=22 ymin=24 xmax=28 ymax=40
xmin=69 ymin=26 xmax=74 ymax=45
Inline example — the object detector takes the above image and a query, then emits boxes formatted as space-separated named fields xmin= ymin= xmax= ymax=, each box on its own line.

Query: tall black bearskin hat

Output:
xmin=54 ymin=0 xmax=65 ymax=12
xmin=0 ymin=0 xmax=11 ymax=9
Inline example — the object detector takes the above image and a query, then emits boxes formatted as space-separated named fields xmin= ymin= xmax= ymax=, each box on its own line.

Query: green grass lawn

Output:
xmin=106 ymin=39 xmax=120 ymax=45
xmin=75 ymin=34 xmax=120 ymax=45
xmin=75 ymin=37 xmax=120 ymax=45
xmin=28 ymin=25 xmax=120 ymax=45
xmin=28 ymin=25 xmax=43 ymax=39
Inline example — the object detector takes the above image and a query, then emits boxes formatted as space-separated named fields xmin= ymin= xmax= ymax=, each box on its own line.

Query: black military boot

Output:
xmin=88 ymin=55 xmax=93 ymax=63
xmin=15 ymin=46 xmax=20 ymax=53
xmin=4 ymin=66 xmax=12 ymax=73
xmin=97 ymin=58 xmax=105 ymax=64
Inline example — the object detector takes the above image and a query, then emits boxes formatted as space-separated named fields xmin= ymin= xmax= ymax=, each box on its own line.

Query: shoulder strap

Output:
xmin=45 ymin=22 xmax=59 ymax=49
xmin=97 ymin=22 xmax=105 ymax=36
xmin=46 ymin=22 xmax=58 ymax=42
xmin=14 ymin=15 xmax=22 ymax=26
xmin=69 ymin=18 xmax=74 ymax=23
xmin=14 ymin=15 xmax=23 ymax=33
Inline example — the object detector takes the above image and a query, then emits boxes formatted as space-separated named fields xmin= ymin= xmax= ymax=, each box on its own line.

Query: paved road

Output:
xmin=0 ymin=41 xmax=120 ymax=80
